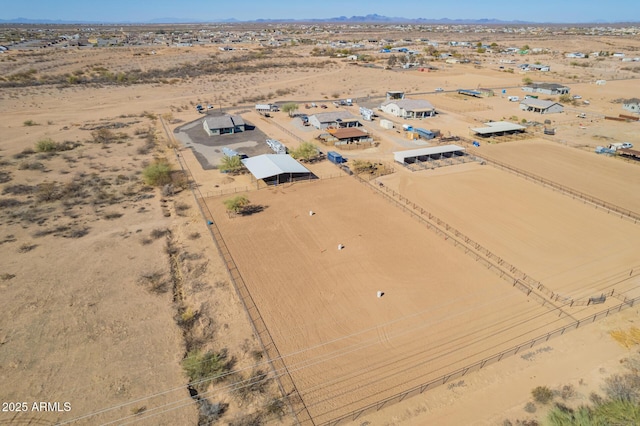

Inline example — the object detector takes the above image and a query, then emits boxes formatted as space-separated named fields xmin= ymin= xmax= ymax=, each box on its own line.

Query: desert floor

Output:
xmin=1 ymin=33 xmax=639 ymax=426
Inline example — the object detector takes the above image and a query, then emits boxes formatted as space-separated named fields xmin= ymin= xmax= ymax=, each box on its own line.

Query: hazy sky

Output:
xmin=3 ymin=0 xmax=638 ymax=23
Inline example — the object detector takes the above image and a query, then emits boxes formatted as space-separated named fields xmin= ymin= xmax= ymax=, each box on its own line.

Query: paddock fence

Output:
xmin=321 ymin=295 xmax=640 ymax=426
xmin=160 ymin=117 xmax=314 ymax=426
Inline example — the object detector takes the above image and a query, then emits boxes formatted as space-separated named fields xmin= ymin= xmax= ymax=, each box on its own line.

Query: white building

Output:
xmin=380 ymin=99 xmax=436 ymax=119
xmin=519 ymin=99 xmax=564 ymax=114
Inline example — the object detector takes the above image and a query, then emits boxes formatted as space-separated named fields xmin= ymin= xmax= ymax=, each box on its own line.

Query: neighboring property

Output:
xmin=522 ymin=83 xmax=570 ymax=95
xmin=386 ymin=91 xmax=405 ymax=101
xmin=241 ymin=154 xmax=314 ymax=186
xmin=520 ymin=98 xmax=564 ymax=114
xmin=203 ymin=115 xmax=246 ymax=136
xmin=255 ymin=103 xmax=279 ymax=113
xmin=529 ymin=64 xmax=550 ymax=72
xmin=622 ymin=98 xmax=640 ymax=113
xmin=470 ymin=121 xmax=526 ymax=137
xmin=457 ymin=88 xmax=494 ymax=98
xmin=380 ymin=99 xmax=436 ymax=119
xmin=308 ymin=111 xmax=360 ymax=129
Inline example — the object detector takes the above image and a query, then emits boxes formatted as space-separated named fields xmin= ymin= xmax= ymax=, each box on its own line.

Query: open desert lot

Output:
xmin=2 ymin=21 xmax=640 ymax=426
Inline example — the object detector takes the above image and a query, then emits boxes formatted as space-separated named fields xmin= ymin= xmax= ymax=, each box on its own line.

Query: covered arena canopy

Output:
xmin=394 ymin=144 xmax=465 ymax=163
xmin=241 ymin=154 xmax=314 ymax=185
xmin=471 ymin=121 xmax=526 ymax=137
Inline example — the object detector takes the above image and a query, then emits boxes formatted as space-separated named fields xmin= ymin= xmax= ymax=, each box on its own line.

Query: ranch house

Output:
xmin=308 ymin=111 xmax=361 ymax=129
xmin=519 ymin=99 xmax=564 ymax=114
xmin=521 ymin=83 xmax=570 ymax=96
xmin=380 ymin=99 xmax=436 ymax=119
xmin=203 ymin=115 xmax=246 ymax=136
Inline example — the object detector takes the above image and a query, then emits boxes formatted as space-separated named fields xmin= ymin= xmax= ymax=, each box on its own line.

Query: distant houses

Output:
xmin=308 ymin=111 xmax=361 ymax=129
xmin=519 ymin=99 xmax=564 ymax=114
xmin=522 ymin=83 xmax=570 ymax=96
xmin=623 ymin=98 xmax=640 ymax=113
xmin=380 ymin=99 xmax=436 ymax=119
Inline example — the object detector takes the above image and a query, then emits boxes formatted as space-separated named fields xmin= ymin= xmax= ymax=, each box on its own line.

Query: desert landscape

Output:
xmin=1 ymin=21 xmax=640 ymax=426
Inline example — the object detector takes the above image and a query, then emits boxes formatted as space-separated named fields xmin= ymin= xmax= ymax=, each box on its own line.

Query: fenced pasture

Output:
xmin=200 ymin=176 xmax=634 ymax=424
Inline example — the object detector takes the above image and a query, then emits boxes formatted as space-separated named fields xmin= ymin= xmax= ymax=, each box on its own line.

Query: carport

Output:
xmin=242 ymin=154 xmax=315 ymax=187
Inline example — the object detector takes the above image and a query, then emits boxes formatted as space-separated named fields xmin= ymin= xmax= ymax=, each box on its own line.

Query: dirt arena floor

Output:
xmin=202 ymin=173 xmax=637 ymax=424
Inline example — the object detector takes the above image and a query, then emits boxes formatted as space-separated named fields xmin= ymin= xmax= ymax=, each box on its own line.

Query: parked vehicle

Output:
xmin=508 ymin=96 xmax=520 ymax=102
xmin=435 ymin=87 xmax=444 ymax=92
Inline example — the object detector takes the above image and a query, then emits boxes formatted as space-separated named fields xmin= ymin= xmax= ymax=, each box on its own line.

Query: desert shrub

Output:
xmin=0 ymin=170 xmax=11 ymax=183
xmin=138 ymin=271 xmax=169 ymax=294
xmin=0 ymin=198 xmax=24 ymax=208
xmin=23 ymin=119 xmax=38 ymax=126
xmin=17 ymin=243 xmax=37 ymax=253
xmin=13 ymin=148 xmax=35 ymax=159
xmin=265 ymin=398 xmax=285 ymax=420
xmin=142 ymin=160 xmax=172 ymax=186
xmin=150 ymin=228 xmax=169 ymax=239
xmin=102 ymin=211 xmax=123 ymax=220
xmin=18 ymin=161 xmax=45 ymax=171
xmin=1 ymin=273 xmax=16 ymax=281
xmin=592 ymin=398 xmax=640 ymax=423
xmin=182 ymin=349 xmax=231 ymax=386
xmin=219 ymin=155 xmax=244 ymax=174
xmin=524 ymin=402 xmax=537 ymax=413
xmin=35 ymin=138 xmax=57 ymax=152
xmin=232 ymin=369 xmax=270 ymax=402
xmin=561 ymin=384 xmax=576 ymax=400
xmin=188 ymin=232 xmax=201 ymax=240
xmin=603 ymin=373 xmax=640 ymax=402
xmin=223 ymin=195 xmax=250 ymax=214
xmin=197 ymin=399 xmax=227 ymax=424
xmin=532 ymin=386 xmax=554 ymax=404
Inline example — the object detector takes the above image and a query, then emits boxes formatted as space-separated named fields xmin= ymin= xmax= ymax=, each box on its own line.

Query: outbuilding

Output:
xmin=470 ymin=121 xmax=527 ymax=137
xmin=394 ymin=145 xmax=466 ymax=164
xmin=241 ymin=154 xmax=314 ymax=186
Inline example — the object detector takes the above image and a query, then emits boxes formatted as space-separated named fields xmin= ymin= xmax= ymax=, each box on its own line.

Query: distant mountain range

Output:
xmin=0 ymin=14 xmax=635 ymax=25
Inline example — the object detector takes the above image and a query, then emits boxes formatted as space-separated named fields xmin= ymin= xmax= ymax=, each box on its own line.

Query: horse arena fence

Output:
xmin=454 ymin=137 xmax=640 ymax=225
xmin=321 ymin=294 xmax=640 ymax=426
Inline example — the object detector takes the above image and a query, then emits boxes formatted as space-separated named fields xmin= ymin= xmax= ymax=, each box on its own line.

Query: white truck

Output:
xmin=609 ymin=142 xmax=633 ymax=151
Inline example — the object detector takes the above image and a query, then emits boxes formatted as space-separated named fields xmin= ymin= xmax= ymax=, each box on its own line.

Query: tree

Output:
xmin=282 ymin=102 xmax=298 ymax=117
xmin=558 ymin=94 xmax=573 ymax=104
xmin=290 ymin=142 xmax=319 ymax=162
xmin=219 ymin=154 xmax=244 ymax=174
xmin=223 ymin=195 xmax=250 ymax=215
xmin=522 ymin=76 xmax=533 ymax=85
xmin=142 ymin=159 xmax=172 ymax=186
xmin=387 ymin=54 xmax=398 ymax=67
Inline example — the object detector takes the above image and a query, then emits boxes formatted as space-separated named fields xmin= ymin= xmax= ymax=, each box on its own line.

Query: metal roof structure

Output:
xmin=241 ymin=154 xmax=311 ymax=180
xmin=327 ymin=128 xmax=369 ymax=140
xmin=394 ymin=144 xmax=465 ymax=163
xmin=203 ymin=114 xmax=245 ymax=130
xmin=520 ymin=99 xmax=561 ymax=109
xmin=470 ymin=121 xmax=526 ymax=135
xmin=310 ymin=111 xmax=356 ymax=124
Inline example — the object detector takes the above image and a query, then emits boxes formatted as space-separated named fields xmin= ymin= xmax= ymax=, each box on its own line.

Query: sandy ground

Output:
xmin=1 ymin=31 xmax=639 ymax=426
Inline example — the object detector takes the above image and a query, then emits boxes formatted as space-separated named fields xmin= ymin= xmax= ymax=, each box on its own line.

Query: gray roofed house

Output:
xmin=521 ymin=83 xmax=570 ymax=95
xmin=622 ymin=98 xmax=640 ymax=113
xmin=203 ymin=115 xmax=246 ymax=136
xmin=519 ymin=98 xmax=564 ymax=114
xmin=308 ymin=111 xmax=360 ymax=129
xmin=380 ymin=99 xmax=436 ymax=119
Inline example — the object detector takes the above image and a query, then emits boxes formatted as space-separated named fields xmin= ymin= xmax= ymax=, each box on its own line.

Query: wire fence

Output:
xmin=358 ymin=173 xmax=617 ymax=310
xmin=456 ymin=139 xmax=640 ymax=225
xmin=160 ymin=118 xmax=314 ymax=426
xmin=322 ymin=294 xmax=640 ymax=426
